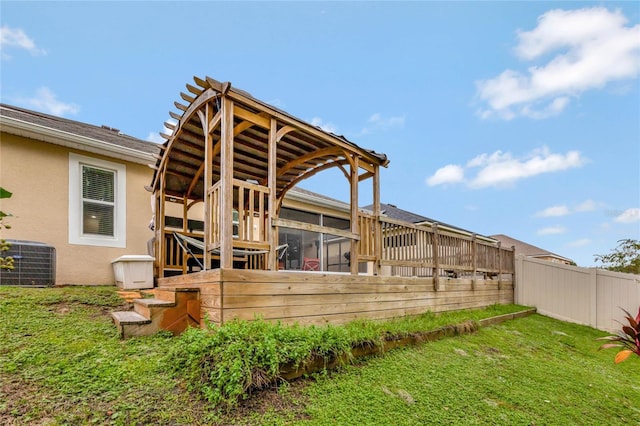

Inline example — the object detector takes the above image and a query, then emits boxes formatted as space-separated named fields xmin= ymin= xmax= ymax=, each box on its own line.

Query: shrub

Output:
xmin=598 ymin=307 xmax=640 ymax=363
xmin=168 ymin=318 xmax=354 ymax=409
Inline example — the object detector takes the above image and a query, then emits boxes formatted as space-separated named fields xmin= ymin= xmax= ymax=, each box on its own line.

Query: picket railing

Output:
xmin=360 ymin=215 xmax=514 ymax=280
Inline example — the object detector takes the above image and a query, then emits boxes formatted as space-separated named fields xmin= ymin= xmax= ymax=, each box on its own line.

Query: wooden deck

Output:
xmin=158 ymin=268 xmax=514 ymax=326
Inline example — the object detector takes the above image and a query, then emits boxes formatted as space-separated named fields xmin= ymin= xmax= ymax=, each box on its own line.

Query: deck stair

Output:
xmin=111 ymin=287 xmax=201 ymax=338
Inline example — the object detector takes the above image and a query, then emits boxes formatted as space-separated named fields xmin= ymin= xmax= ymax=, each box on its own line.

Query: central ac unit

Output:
xmin=0 ymin=240 xmax=56 ymax=286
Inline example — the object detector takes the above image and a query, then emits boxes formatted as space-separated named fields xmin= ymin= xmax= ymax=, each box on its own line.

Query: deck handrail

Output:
xmin=360 ymin=214 xmax=514 ymax=277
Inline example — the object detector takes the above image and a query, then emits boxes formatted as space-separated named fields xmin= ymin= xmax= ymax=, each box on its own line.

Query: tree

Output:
xmin=594 ymin=239 xmax=640 ymax=274
xmin=0 ymin=187 xmax=14 ymax=270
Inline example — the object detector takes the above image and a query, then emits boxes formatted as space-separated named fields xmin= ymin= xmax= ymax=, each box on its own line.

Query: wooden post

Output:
xmin=350 ymin=155 xmax=359 ymax=275
xmin=219 ymin=97 xmax=234 ymax=269
xmin=202 ymin=103 xmax=213 ymax=270
xmin=182 ymin=197 xmax=189 ymax=274
xmin=268 ymin=118 xmax=277 ymax=270
xmin=433 ymin=223 xmax=440 ymax=291
xmin=373 ymin=164 xmax=381 ymax=275
xmin=471 ymin=233 xmax=477 ymax=290
xmin=154 ymin=190 xmax=163 ymax=279
xmin=511 ymin=245 xmax=516 ymax=289
xmin=497 ymin=241 xmax=502 ymax=290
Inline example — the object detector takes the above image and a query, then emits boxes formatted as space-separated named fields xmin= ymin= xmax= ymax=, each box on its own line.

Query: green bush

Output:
xmin=168 ymin=318 xmax=354 ymax=409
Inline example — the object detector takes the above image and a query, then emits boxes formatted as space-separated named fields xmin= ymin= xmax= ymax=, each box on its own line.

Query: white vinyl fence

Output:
xmin=514 ymin=255 xmax=640 ymax=332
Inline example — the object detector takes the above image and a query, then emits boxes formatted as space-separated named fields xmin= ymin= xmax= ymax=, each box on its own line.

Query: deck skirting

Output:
xmin=157 ymin=269 xmax=514 ymax=326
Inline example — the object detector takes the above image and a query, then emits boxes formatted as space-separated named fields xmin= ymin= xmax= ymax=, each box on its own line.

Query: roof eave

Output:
xmin=285 ymin=187 xmax=351 ymax=213
xmin=0 ymin=115 xmax=156 ymax=165
xmin=530 ymin=254 xmax=574 ymax=263
xmin=414 ymin=220 xmax=495 ymax=243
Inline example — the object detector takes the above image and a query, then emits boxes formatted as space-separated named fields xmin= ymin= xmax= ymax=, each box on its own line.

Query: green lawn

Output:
xmin=1 ymin=286 xmax=638 ymax=425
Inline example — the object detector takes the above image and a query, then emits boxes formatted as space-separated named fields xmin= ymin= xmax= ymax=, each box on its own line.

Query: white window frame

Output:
xmin=69 ymin=153 xmax=126 ymax=247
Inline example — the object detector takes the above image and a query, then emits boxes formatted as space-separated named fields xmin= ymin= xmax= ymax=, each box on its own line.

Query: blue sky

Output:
xmin=1 ymin=1 xmax=638 ymax=266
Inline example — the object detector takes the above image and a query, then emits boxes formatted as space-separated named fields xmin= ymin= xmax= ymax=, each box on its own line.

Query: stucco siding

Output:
xmin=1 ymin=133 xmax=155 ymax=285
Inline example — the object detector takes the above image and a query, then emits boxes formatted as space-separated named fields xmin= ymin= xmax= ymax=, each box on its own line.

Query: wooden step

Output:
xmin=111 ymin=311 xmax=153 ymax=339
xmin=152 ymin=289 xmax=180 ymax=302
xmin=134 ymin=298 xmax=175 ymax=318
xmin=111 ymin=287 xmax=201 ymax=338
xmin=111 ymin=311 xmax=151 ymax=325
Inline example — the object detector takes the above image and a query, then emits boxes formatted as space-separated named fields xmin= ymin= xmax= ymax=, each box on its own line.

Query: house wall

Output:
xmin=515 ymin=255 xmax=640 ymax=332
xmin=0 ymin=133 xmax=155 ymax=285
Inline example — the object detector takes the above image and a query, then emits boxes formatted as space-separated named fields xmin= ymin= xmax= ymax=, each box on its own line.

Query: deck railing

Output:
xmin=163 ymin=205 xmax=513 ymax=279
xmin=359 ymin=214 xmax=513 ymax=279
xmin=209 ymin=179 xmax=270 ymax=250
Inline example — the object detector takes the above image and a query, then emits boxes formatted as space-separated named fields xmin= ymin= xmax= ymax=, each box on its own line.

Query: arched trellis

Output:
xmin=149 ymin=76 xmax=389 ymax=277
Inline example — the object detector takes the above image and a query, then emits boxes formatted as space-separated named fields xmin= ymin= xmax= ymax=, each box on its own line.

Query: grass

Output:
xmin=290 ymin=315 xmax=640 ymax=425
xmin=1 ymin=285 xmax=638 ymax=425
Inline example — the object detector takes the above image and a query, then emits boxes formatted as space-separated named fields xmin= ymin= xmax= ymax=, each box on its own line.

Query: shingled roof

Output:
xmin=362 ymin=202 xmax=495 ymax=242
xmin=0 ymin=103 xmax=160 ymax=163
xmin=491 ymin=234 xmax=574 ymax=264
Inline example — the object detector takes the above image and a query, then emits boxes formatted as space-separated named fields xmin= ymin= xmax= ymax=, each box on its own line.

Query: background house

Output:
xmin=491 ymin=234 xmax=574 ymax=265
xmin=0 ymin=104 xmax=160 ymax=285
xmin=369 ymin=202 xmax=497 ymax=243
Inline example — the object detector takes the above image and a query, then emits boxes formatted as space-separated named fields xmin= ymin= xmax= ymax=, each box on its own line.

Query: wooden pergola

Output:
xmin=149 ymin=76 xmax=389 ymax=277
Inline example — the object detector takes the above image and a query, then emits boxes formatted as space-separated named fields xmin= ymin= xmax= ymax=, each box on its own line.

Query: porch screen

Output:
xmin=81 ymin=165 xmax=115 ymax=236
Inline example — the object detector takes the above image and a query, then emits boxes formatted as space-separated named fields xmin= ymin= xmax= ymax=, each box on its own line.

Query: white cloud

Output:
xmin=360 ymin=113 xmax=406 ymax=135
xmin=310 ymin=117 xmax=338 ymax=134
xmin=575 ymin=199 xmax=597 ymax=212
xmin=426 ymin=164 xmax=465 ymax=186
xmin=427 ymin=146 xmax=586 ymax=189
xmin=0 ymin=26 xmax=46 ymax=58
xmin=614 ymin=207 xmax=640 ymax=223
xmin=476 ymin=7 xmax=640 ymax=120
xmin=567 ymin=238 xmax=591 ymax=247
xmin=468 ymin=146 xmax=586 ymax=188
xmin=13 ymin=87 xmax=79 ymax=116
xmin=537 ymin=226 xmax=566 ymax=235
xmin=536 ymin=199 xmax=598 ymax=217
xmin=536 ymin=205 xmax=570 ymax=217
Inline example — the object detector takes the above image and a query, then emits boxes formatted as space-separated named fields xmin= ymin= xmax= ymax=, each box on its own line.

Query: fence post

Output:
xmin=514 ymin=254 xmax=523 ymax=304
xmin=589 ymin=268 xmax=597 ymax=329
xmin=433 ymin=223 xmax=439 ymax=291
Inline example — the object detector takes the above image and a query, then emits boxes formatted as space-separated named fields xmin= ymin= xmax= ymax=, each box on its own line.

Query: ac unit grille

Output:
xmin=0 ymin=240 xmax=56 ymax=286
